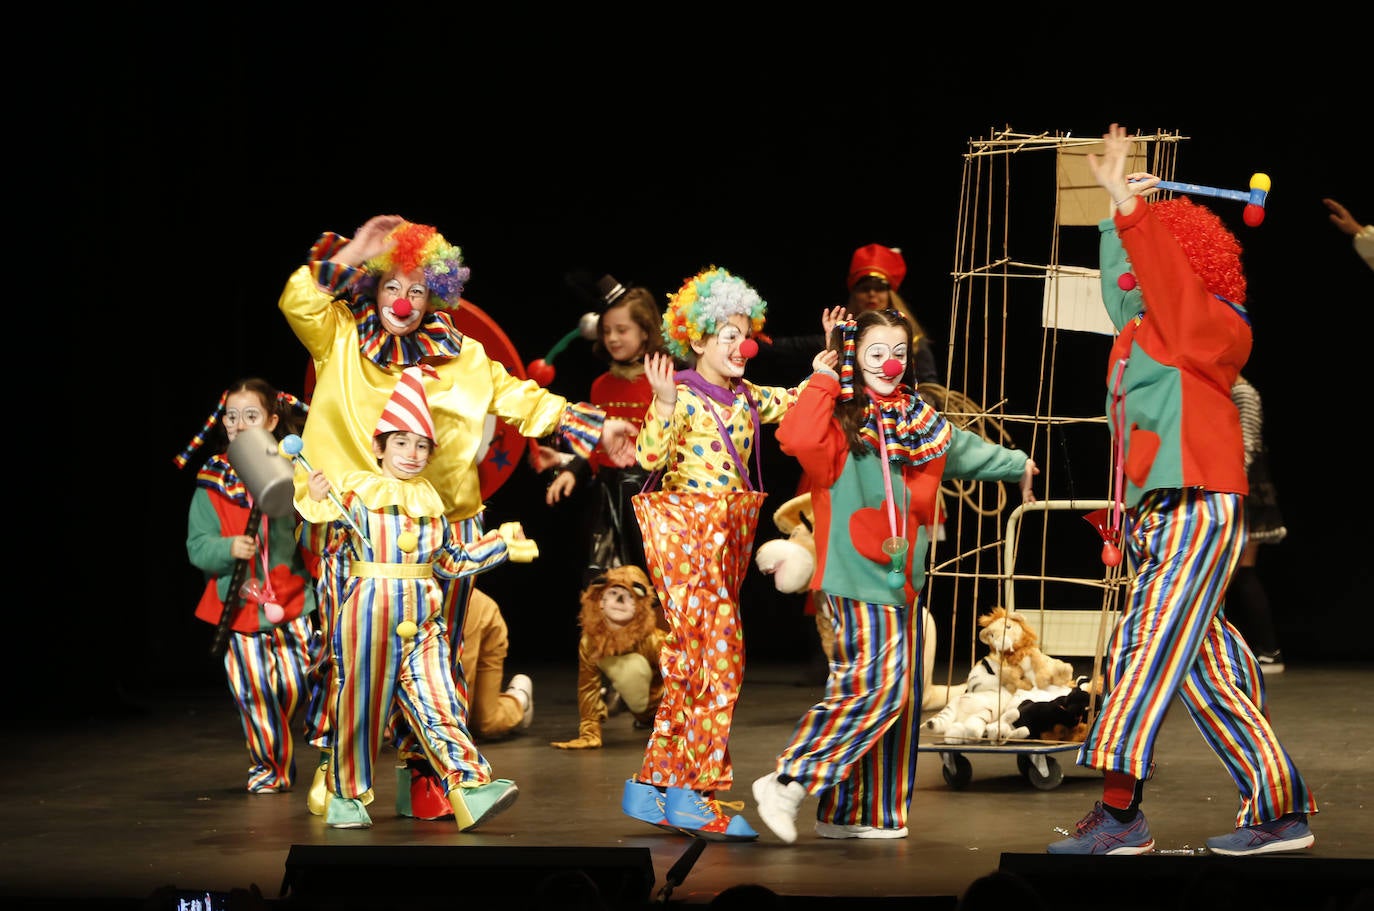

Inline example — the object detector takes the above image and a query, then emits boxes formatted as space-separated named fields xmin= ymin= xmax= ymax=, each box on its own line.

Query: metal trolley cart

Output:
xmin=920 ymin=499 xmax=1127 ymax=791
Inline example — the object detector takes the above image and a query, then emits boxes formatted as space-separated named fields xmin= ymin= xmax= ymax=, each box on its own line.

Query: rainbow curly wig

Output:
xmin=360 ymin=221 xmax=470 ymax=307
xmin=662 ymin=266 xmax=767 ymax=361
xmin=1151 ymin=197 xmax=1247 ymax=305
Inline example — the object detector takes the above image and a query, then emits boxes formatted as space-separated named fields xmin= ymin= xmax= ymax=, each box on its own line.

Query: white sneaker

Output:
xmin=752 ymin=772 xmax=806 ymax=843
xmin=506 ymin=674 xmax=533 ymax=729
xmin=815 ymin=821 xmax=909 ymax=839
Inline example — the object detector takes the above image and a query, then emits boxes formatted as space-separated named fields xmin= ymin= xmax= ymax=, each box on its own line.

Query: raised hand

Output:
xmin=1324 ymin=198 xmax=1363 ymax=237
xmin=820 ymin=305 xmax=849 ymax=336
xmin=333 ymin=214 xmax=405 ymax=266
xmin=644 ymin=353 xmax=679 ymax=414
xmin=1085 ymin=123 xmax=1138 ymax=214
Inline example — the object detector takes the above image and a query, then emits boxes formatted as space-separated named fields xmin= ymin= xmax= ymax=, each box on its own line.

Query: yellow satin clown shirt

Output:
xmin=279 ymin=265 xmax=577 ymax=524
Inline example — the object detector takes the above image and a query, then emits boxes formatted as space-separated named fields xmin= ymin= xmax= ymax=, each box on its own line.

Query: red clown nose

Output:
xmin=882 ymin=358 xmax=903 ymax=379
xmin=392 ymin=298 xmax=413 ymax=319
xmin=738 ymin=338 xmax=759 ymax=359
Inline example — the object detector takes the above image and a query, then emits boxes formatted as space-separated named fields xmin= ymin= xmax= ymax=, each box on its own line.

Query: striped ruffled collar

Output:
xmin=195 ymin=455 xmax=250 ymax=506
xmin=858 ymin=388 xmax=952 ymax=467
xmin=351 ymin=296 xmax=464 ymax=368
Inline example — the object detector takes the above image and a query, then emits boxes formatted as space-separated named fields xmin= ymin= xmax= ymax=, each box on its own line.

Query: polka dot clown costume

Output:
xmin=620 ymin=266 xmax=808 ymax=841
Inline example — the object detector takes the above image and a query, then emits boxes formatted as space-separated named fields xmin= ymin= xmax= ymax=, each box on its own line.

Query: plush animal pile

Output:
xmin=921 ymin=652 xmax=1021 ymax=743
xmin=922 ymin=607 xmax=1089 ymax=743
xmin=998 ymin=675 xmax=1102 ymax=742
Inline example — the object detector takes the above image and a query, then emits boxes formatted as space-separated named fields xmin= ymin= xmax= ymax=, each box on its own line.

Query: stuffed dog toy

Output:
xmin=754 ymin=493 xmax=818 ymax=596
xmin=994 ymin=675 xmax=1101 ymax=742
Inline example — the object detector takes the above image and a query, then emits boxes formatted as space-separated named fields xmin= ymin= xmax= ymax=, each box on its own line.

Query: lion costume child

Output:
xmin=551 ymin=565 xmax=668 ymax=749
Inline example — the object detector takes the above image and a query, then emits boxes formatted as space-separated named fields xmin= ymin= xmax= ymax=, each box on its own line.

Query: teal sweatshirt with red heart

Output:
xmin=777 ymin=371 xmax=1030 ymax=606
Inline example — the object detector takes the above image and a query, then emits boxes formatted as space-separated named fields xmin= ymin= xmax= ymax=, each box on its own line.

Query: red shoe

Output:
xmin=404 ymin=759 xmax=454 ymax=820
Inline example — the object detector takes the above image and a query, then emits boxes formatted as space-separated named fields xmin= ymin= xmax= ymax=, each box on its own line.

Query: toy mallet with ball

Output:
xmin=279 ymin=434 xmax=367 ymax=541
xmin=1132 ymin=172 xmax=1271 ymax=226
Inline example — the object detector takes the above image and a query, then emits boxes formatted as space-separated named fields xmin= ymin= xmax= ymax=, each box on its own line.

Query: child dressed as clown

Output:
xmin=300 ymin=366 xmax=527 ymax=831
xmin=619 ymin=266 xmax=810 ymax=841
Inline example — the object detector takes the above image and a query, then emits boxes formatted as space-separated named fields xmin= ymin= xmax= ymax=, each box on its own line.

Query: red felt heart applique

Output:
xmin=850 ymin=507 xmax=895 ymax=565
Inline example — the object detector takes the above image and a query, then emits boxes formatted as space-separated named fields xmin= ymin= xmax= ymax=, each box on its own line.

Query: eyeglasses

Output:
xmin=222 ymin=408 xmax=266 ymax=427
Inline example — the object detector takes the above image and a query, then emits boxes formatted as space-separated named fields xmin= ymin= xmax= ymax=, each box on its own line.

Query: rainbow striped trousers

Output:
xmin=776 ymin=593 xmax=923 ymax=830
xmin=1078 ymin=488 xmax=1316 ymax=826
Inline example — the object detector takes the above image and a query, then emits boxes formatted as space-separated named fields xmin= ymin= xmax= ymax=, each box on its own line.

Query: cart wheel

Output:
xmin=1016 ymin=753 xmax=1033 ymax=779
xmin=1025 ymin=755 xmax=1064 ymax=791
xmin=941 ymin=753 xmax=973 ymax=789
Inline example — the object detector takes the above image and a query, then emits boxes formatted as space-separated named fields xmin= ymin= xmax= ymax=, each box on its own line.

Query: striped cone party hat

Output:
xmin=375 ymin=365 xmax=438 ymax=441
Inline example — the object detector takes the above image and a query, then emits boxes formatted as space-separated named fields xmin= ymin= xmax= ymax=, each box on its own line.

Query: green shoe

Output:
xmin=325 ymin=795 xmax=372 ymax=829
xmin=450 ymin=779 xmax=519 ymax=832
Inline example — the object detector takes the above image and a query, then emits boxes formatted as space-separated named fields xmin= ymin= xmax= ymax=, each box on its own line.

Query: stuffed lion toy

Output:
xmin=550 ymin=565 xmax=668 ymax=750
xmin=977 ymin=606 xmax=1077 ymax=693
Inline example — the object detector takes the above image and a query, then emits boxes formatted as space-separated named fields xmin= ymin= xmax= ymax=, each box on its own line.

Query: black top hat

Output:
xmin=596 ymin=274 xmax=628 ymax=307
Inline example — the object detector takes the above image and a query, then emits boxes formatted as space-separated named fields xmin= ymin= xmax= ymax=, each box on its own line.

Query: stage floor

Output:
xmin=3 ymin=659 xmax=1370 ymax=909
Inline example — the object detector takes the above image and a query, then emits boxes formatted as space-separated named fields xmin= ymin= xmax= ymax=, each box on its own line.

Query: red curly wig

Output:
xmin=1150 ymin=197 xmax=1247 ymax=305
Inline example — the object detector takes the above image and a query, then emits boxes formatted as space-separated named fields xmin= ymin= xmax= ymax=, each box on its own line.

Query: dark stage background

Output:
xmin=59 ymin=15 xmax=1369 ymax=704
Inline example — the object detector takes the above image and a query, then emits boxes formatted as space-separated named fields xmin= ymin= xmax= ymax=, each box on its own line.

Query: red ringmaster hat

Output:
xmin=375 ymin=366 xmax=437 ymax=441
xmin=847 ymin=244 xmax=907 ymax=291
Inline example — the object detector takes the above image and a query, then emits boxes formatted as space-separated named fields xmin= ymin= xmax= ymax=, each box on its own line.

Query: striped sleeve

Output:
xmin=556 ymin=401 xmax=608 ymax=460
xmin=306 ymin=232 xmax=364 ymax=295
xmin=1230 ymin=380 xmax=1263 ymax=469
xmin=434 ymin=527 xmax=509 ymax=580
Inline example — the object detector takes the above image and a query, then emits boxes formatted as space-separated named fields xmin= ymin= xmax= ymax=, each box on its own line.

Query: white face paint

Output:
xmin=858 ymin=324 xmax=909 ymax=396
xmin=691 ymin=313 xmax=752 ymax=386
xmin=377 ymin=267 xmax=429 ymax=336
xmin=376 ymin=431 xmax=433 ymax=480
xmin=222 ymin=390 xmax=278 ymax=443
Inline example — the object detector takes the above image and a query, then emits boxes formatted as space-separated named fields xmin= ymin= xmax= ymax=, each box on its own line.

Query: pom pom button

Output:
xmin=1117 ymin=273 xmax=1137 ymax=291
xmin=397 ymin=531 xmax=418 ymax=553
xmin=396 ymin=620 xmax=418 ymax=640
